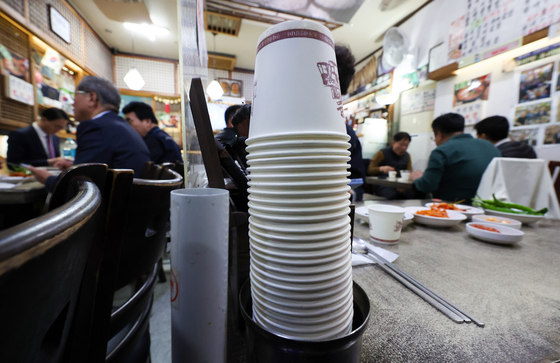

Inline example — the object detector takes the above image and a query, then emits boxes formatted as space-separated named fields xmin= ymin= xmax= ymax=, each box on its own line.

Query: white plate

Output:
xmin=405 ymin=207 xmax=467 ymax=227
xmin=471 ymin=215 xmax=522 ymax=230
xmin=484 ymin=209 xmax=544 ymax=224
xmin=466 ymin=222 xmax=524 ymax=244
xmin=0 ymin=175 xmax=35 ymax=183
xmin=425 ymin=203 xmax=484 ymax=220
xmin=355 ymin=206 xmax=413 ymax=224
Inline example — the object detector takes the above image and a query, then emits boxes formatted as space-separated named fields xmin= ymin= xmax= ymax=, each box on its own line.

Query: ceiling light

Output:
xmin=123 ymin=22 xmax=169 ymax=39
xmin=375 ymin=93 xmax=400 ymax=106
xmin=148 ymin=34 xmax=155 ymax=41
xmin=207 ymin=80 xmax=224 ymax=100
xmin=124 ymin=68 xmax=145 ymax=91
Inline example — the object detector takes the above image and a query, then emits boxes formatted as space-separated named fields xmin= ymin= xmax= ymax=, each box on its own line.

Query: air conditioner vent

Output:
xmin=205 ymin=12 xmax=242 ymax=37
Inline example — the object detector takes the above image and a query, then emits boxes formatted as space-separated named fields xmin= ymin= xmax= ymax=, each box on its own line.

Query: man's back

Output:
xmin=76 ymin=112 xmax=151 ymax=176
xmin=415 ymin=134 xmax=501 ymax=202
xmin=497 ymin=141 xmax=537 ymax=159
xmin=144 ymin=127 xmax=182 ymax=164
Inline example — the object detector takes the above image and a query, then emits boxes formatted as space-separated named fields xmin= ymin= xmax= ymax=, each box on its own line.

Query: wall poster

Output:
xmin=544 ymin=124 xmax=560 ymax=144
xmin=514 ymin=101 xmax=551 ymax=126
xmin=453 ymin=74 xmax=491 ymax=107
xmin=519 ymin=62 xmax=553 ymax=103
xmin=401 ymin=88 xmax=436 ymax=116
xmin=509 ymin=127 xmax=540 ymax=146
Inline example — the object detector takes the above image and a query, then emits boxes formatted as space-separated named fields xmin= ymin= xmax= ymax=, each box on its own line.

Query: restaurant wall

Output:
xmin=394 ymin=0 xmax=560 ymax=162
xmin=115 ymin=55 xmax=177 ymax=95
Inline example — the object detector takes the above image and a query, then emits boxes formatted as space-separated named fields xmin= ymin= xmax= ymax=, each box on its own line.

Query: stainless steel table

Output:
xmin=365 ymin=176 xmax=414 ymax=190
xmin=353 ymin=199 xmax=560 ymax=363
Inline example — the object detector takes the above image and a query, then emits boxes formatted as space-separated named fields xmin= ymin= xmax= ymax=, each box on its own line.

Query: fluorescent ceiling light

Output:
xmin=207 ymin=80 xmax=224 ymax=100
xmin=123 ymin=23 xmax=169 ymax=39
xmin=124 ymin=68 xmax=145 ymax=91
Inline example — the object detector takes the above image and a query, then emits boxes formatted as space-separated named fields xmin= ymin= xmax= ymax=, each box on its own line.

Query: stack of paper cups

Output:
xmin=247 ymin=20 xmax=353 ymax=341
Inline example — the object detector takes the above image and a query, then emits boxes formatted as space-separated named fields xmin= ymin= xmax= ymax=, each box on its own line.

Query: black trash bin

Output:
xmin=239 ymin=279 xmax=370 ymax=363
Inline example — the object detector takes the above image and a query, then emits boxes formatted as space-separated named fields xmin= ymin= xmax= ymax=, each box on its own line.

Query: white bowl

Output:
xmin=466 ymin=222 xmax=524 ymax=244
xmin=246 ymin=131 xmax=350 ymax=145
xmin=471 ymin=215 xmax=522 ymax=230
xmin=405 ymin=207 xmax=467 ymax=227
xmin=247 ymin=155 xmax=350 ymax=166
xmin=484 ymin=209 xmax=544 ymax=224
xmin=425 ymin=203 xmax=484 ymax=220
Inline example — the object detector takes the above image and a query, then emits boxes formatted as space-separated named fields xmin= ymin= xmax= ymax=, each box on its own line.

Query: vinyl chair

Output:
xmin=79 ymin=166 xmax=183 ymax=363
xmin=140 ymin=161 xmax=158 ymax=179
xmin=0 ymin=171 xmax=105 ymax=363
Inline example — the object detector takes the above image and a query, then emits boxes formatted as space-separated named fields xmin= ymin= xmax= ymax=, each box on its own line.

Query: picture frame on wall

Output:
xmin=218 ymin=78 xmax=243 ymax=98
xmin=48 ymin=5 xmax=71 ymax=44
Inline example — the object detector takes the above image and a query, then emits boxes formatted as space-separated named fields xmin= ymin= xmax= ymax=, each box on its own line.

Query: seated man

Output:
xmin=29 ymin=76 xmax=151 ymax=189
xmin=216 ymin=104 xmax=250 ymax=171
xmin=122 ymin=101 xmax=182 ymax=164
xmin=410 ymin=113 xmax=501 ymax=203
xmin=215 ymin=104 xmax=242 ymax=146
xmin=368 ymin=132 xmax=414 ymax=200
xmin=7 ymin=107 xmax=69 ymax=167
xmin=474 ymin=116 xmax=537 ymax=158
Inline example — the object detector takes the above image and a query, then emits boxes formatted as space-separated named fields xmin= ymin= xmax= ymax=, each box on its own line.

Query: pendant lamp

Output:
xmin=207 ymin=33 xmax=223 ymax=100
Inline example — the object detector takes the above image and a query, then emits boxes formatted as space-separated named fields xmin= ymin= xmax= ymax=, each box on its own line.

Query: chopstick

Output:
xmin=359 ymin=252 xmax=465 ymax=324
xmin=365 ymin=245 xmax=485 ymax=327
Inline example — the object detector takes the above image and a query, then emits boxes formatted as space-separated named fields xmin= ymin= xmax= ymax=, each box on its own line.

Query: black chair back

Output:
xmin=0 ymin=176 xmax=104 ymax=363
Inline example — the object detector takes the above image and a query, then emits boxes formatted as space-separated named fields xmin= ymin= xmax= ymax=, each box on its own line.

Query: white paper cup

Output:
xmin=249 ymin=207 xmax=350 ymax=223
xmin=247 ymin=155 xmax=350 ymax=166
xmin=246 ymin=139 xmax=350 ymax=152
xmin=248 ymin=215 xmax=349 ymax=234
xmin=248 ymin=164 xmax=349 ymax=174
xmin=250 ymin=249 xmax=351 ymax=277
xmin=248 ymin=199 xmax=350 ymax=215
xmin=248 ymin=171 xmax=351 ymax=181
xmin=367 ymin=204 xmax=406 ymax=244
xmin=249 ymin=226 xmax=350 ymax=244
xmin=250 ymin=21 xmax=345 ymax=139
xmin=247 ymin=148 xmax=350 ymax=159
xmin=400 ymin=171 xmax=410 ymax=180
xmin=248 ymin=185 xmax=351 ymax=197
xmin=246 ymin=131 xmax=350 ymax=145
xmin=248 ymin=192 xmax=351 ymax=206
xmin=388 ymin=171 xmax=397 ymax=180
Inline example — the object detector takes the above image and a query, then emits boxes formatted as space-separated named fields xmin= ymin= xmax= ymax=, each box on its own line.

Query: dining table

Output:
xmin=352 ymin=199 xmax=560 ymax=363
xmin=0 ymin=180 xmax=47 ymax=230
xmin=365 ymin=176 xmax=414 ymax=190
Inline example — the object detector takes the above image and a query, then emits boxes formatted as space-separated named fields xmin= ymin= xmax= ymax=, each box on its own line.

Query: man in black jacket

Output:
xmin=475 ymin=116 xmax=537 ymax=158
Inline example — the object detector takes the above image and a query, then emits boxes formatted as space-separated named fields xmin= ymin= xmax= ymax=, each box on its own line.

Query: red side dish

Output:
xmin=471 ymin=224 xmax=500 ymax=233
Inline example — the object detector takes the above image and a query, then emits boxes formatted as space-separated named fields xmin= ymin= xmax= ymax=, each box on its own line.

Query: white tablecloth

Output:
xmin=476 ymin=158 xmax=560 ymax=219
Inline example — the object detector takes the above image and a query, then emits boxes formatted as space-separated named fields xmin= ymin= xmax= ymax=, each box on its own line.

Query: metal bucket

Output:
xmin=239 ymin=279 xmax=370 ymax=363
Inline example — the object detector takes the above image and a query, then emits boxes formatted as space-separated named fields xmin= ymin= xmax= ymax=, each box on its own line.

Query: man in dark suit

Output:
xmin=7 ymin=108 xmax=68 ymax=167
xmin=29 ymin=76 xmax=151 ymax=189
xmin=122 ymin=101 xmax=182 ymax=164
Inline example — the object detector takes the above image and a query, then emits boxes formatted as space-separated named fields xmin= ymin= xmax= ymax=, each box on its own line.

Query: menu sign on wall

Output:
xmin=401 ymin=89 xmax=436 ymax=116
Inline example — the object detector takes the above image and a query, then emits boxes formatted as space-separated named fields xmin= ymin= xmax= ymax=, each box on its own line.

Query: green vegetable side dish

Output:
xmin=472 ymin=194 xmax=548 ymax=216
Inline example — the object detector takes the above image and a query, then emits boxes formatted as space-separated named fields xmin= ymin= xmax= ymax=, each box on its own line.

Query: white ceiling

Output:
xmin=69 ymin=0 xmax=429 ymax=69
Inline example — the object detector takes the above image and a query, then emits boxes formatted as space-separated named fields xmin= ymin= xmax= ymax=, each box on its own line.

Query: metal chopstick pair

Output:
xmin=355 ymin=238 xmax=484 ymax=327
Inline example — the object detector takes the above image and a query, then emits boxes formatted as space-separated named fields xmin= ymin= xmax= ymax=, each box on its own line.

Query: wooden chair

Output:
xmin=0 ymin=171 xmax=105 ymax=363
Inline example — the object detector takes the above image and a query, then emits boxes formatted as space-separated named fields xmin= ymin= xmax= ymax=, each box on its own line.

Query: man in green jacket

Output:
xmin=410 ymin=113 xmax=501 ymax=204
